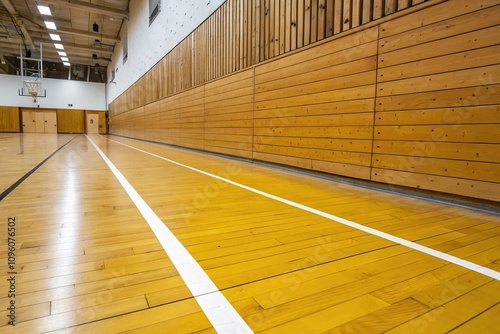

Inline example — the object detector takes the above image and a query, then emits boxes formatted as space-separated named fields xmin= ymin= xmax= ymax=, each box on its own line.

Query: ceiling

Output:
xmin=0 ymin=0 xmax=128 ymax=71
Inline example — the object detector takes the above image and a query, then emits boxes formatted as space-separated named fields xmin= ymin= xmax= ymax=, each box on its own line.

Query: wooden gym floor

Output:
xmin=0 ymin=133 xmax=499 ymax=333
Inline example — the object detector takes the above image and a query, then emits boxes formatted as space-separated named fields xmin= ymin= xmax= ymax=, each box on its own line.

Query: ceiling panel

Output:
xmin=0 ymin=0 xmax=128 ymax=67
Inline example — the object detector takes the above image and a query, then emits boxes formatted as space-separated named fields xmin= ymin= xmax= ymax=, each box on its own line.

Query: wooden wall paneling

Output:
xmin=378 ymin=46 xmax=500 ymax=86
xmin=342 ymin=0 xmax=351 ymax=32
xmin=250 ymin=0 xmax=257 ymax=64
xmin=352 ymin=0 xmax=361 ymax=28
xmin=373 ymin=1 xmax=500 ymax=200
xmin=285 ymin=0 xmax=291 ymax=52
xmin=222 ymin=3 xmax=227 ymax=77
xmin=380 ymin=4 xmax=500 ymax=56
xmin=264 ymin=0 xmax=270 ymax=60
xmin=216 ymin=8 xmax=221 ymax=78
xmin=204 ymin=69 xmax=254 ymax=158
xmin=152 ymin=64 xmax=161 ymax=102
xmin=398 ymin=0 xmax=411 ymax=11
xmin=268 ymin=0 xmax=275 ymax=57
xmin=230 ymin=1 xmax=235 ymax=74
xmin=135 ymin=80 xmax=142 ymax=108
xmin=193 ymin=28 xmax=200 ymax=86
xmin=159 ymin=96 xmax=177 ymax=145
xmin=0 ymin=106 xmax=20 ymax=132
xmin=373 ymin=0 xmax=383 ymax=19
xmin=132 ymin=107 xmax=145 ymax=140
xmin=211 ymin=8 xmax=216 ymax=79
xmin=325 ymin=0 xmax=333 ymax=37
xmin=177 ymin=86 xmax=205 ymax=150
xmin=184 ymin=38 xmax=193 ymax=90
xmin=108 ymin=101 xmax=115 ymax=118
xmin=333 ymin=0 xmax=342 ymax=34
xmin=166 ymin=53 xmax=173 ymax=96
xmin=371 ymin=169 xmax=500 ymax=202
xmin=109 ymin=0 xmax=500 ymax=201
xmin=57 ymin=109 xmax=84 ymax=133
xmin=254 ymin=29 xmax=378 ymax=179
xmin=143 ymin=101 xmax=161 ymax=142
xmin=317 ymin=0 xmax=326 ymax=40
xmin=362 ymin=0 xmax=373 ymax=24
xmin=303 ymin=0 xmax=311 ymax=46
xmin=380 ymin=26 xmax=499 ymax=70
xmin=385 ymin=0 xmax=397 ymax=15
xmin=310 ymin=0 xmax=318 ymax=43
xmin=159 ymin=56 xmax=168 ymax=99
xmin=238 ymin=0 xmax=244 ymax=69
xmin=380 ymin=0 xmax=494 ymax=39
xmin=296 ymin=0 xmax=305 ymax=45
xmin=258 ymin=0 xmax=265 ymax=62
xmin=237 ymin=0 xmax=242 ymax=68
xmin=279 ymin=0 xmax=286 ymax=54
xmin=254 ymin=26 xmax=378 ymax=81
xmin=230 ymin=0 xmax=235 ymax=73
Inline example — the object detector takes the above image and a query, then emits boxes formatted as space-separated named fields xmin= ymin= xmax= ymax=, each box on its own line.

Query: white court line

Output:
xmin=109 ymin=137 xmax=500 ymax=281
xmin=86 ymin=135 xmax=253 ymax=334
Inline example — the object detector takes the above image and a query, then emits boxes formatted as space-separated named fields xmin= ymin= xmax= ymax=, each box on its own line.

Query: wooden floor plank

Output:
xmin=0 ymin=133 xmax=498 ymax=332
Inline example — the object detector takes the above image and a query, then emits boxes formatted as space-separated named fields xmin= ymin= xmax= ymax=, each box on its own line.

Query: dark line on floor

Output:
xmin=0 ymin=136 xmax=77 ymax=201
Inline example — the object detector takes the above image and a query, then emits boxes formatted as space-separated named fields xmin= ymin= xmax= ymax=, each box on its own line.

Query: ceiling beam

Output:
xmin=56 ymin=26 xmax=120 ymax=43
xmin=42 ymin=0 xmax=129 ymax=19
xmin=0 ymin=0 xmax=36 ymax=50
xmin=1 ymin=36 xmax=114 ymax=54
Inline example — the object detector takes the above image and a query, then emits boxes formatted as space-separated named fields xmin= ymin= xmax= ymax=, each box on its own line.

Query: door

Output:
xmin=86 ymin=114 xmax=99 ymax=134
xmin=35 ymin=112 xmax=45 ymax=133
xmin=44 ymin=112 xmax=57 ymax=133
xmin=22 ymin=111 xmax=36 ymax=133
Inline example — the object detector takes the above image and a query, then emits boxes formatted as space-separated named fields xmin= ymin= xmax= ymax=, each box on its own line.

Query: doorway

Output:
xmin=86 ymin=114 xmax=99 ymax=134
xmin=22 ymin=110 xmax=57 ymax=133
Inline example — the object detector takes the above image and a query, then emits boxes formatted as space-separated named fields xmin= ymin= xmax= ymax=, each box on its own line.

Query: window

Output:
xmin=149 ymin=0 xmax=161 ymax=25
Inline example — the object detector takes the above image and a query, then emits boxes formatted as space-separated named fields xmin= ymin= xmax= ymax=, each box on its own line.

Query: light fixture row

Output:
xmin=38 ymin=5 xmax=70 ymax=66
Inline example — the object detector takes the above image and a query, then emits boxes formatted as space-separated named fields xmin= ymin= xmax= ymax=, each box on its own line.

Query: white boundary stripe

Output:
xmin=86 ymin=136 xmax=253 ymax=334
xmin=109 ymin=138 xmax=500 ymax=281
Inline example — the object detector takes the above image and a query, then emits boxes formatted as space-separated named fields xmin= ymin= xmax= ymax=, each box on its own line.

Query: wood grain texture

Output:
xmin=2 ymin=133 xmax=499 ymax=332
xmin=0 ymin=106 xmax=20 ymax=132
xmin=108 ymin=0 xmax=500 ymax=202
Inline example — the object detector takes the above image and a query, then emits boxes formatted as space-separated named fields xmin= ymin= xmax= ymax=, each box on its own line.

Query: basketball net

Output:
xmin=24 ymin=81 xmax=40 ymax=100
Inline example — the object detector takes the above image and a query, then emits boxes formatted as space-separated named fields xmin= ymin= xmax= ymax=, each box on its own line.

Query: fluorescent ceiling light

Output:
xmin=44 ymin=21 xmax=57 ymax=30
xmin=57 ymin=51 xmax=67 ymax=56
xmin=54 ymin=43 xmax=64 ymax=50
xmin=49 ymin=33 xmax=61 ymax=41
xmin=37 ymin=5 xmax=52 ymax=16
xmin=63 ymin=62 xmax=71 ymax=66
xmin=60 ymin=57 xmax=69 ymax=61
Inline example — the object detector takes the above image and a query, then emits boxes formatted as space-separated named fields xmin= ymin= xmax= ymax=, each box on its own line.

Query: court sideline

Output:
xmin=0 ymin=133 xmax=499 ymax=333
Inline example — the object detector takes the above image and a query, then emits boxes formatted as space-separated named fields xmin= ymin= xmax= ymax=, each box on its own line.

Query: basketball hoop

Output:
xmin=24 ymin=81 xmax=41 ymax=101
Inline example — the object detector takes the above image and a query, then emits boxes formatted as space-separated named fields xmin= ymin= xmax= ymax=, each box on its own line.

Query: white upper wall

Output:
xmin=106 ymin=0 xmax=224 ymax=104
xmin=0 ymin=74 xmax=106 ymax=110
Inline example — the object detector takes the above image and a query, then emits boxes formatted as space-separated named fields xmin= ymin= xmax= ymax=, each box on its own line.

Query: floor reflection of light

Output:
xmin=50 ymin=170 xmax=83 ymax=284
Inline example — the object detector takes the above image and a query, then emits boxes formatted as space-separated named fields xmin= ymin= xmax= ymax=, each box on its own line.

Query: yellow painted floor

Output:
xmin=0 ymin=133 xmax=499 ymax=333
